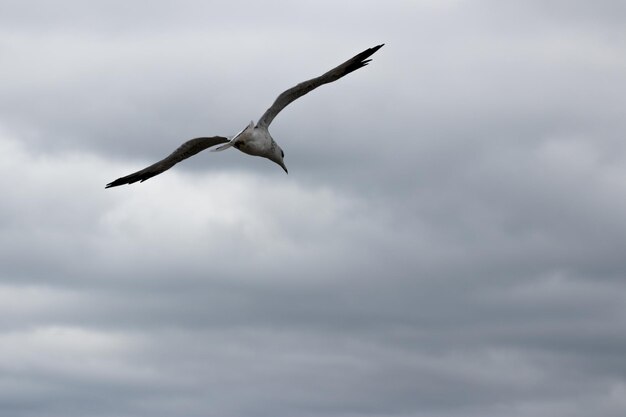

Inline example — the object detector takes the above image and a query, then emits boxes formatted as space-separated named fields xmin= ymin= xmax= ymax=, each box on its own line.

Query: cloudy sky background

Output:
xmin=1 ymin=1 xmax=626 ymax=416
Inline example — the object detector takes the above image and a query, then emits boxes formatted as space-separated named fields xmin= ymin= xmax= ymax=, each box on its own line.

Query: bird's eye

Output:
xmin=281 ymin=150 xmax=285 ymax=158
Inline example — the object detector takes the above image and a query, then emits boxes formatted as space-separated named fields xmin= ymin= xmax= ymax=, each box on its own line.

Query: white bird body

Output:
xmin=106 ymin=44 xmax=383 ymax=188
xmin=215 ymin=121 xmax=287 ymax=173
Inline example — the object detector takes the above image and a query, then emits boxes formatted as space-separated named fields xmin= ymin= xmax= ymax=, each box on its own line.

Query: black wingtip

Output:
xmin=348 ymin=44 xmax=384 ymax=71
xmin=105 ymin=173 xmax=151 ymax=188
xmin=360 ymin=44 xmax=384 ymax=58
xmin=367 ymin=44 xmax=385 ymax=55
xmin=105 ymin=179 xmax=125 ymax=189
xmin=336 ymin=44 xmax=380 ymax=78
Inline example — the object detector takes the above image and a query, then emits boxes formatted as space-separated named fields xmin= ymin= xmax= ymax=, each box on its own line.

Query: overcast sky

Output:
xmin=1 ymin=1 xmax=626 ymax=416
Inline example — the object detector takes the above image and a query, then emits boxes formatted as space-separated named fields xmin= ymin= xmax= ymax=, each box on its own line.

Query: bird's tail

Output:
xmin=211 ymin=142 xmax=233 ymax=152
xmin=211 ymin=121 xmax=253 ymax=152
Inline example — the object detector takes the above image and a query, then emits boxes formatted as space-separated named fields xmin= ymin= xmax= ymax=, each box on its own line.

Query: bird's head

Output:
xmin=269 ymin=142 xmax=288 ymax=174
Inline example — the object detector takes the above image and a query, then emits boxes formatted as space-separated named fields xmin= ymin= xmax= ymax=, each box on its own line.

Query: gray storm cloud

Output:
xmin=1 ymin=1 xmax=625 ymax=416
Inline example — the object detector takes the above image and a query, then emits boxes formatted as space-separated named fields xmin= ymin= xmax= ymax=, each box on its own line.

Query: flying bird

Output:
xmin=105 ymin=44 xmax=384 ymax=188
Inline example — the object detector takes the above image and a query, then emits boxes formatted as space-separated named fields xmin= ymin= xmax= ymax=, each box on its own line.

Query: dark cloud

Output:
xmin=1 ymin=1 xmax=626 ymax=416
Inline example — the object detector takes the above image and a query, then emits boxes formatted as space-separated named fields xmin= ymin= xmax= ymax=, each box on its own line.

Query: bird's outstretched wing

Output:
xmin=256 ymin=44 xmax=384 ymax=129
xmin=105 ymin=136 xmax=229 ymax=188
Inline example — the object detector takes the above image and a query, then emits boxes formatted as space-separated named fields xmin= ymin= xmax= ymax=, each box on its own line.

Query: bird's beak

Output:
xmin=279 ymin=161 xmax=288 ymax=174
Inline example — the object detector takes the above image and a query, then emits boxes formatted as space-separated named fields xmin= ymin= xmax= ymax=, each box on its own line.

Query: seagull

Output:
xmin=105 ymin=44 xmax=384 ymax=188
